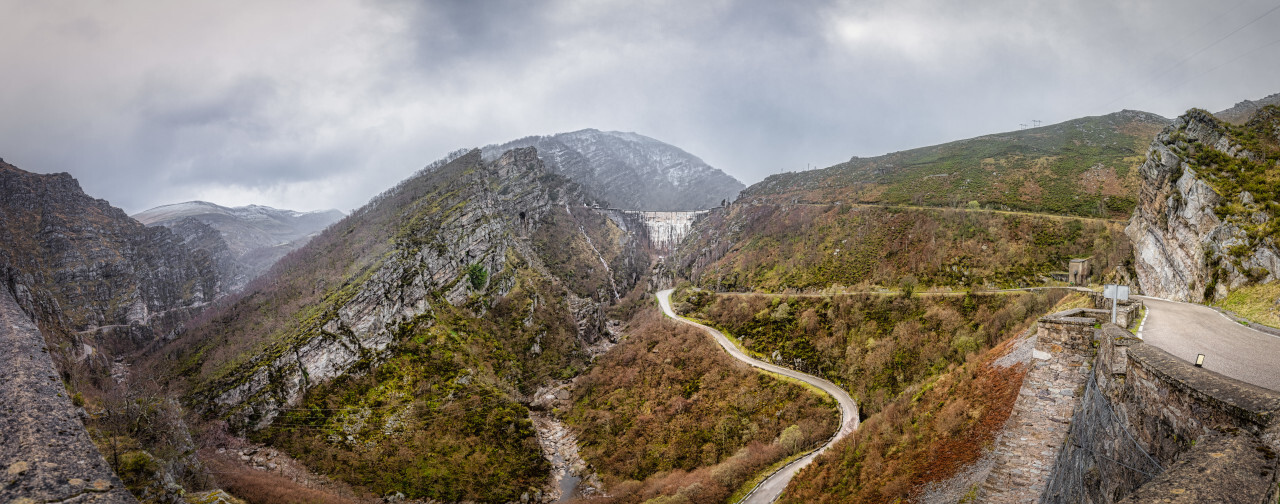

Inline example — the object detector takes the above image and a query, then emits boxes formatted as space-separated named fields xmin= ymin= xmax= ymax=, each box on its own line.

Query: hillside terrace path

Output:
xmin=757 ymin=201 xmax=1128 ymax=224
xmin=1137 ymin=295 xmax=1280 ymax=392
xmin=0 ymin=287 xmax=136 ymax=503
xmin=657 ymin=289 xmax=858 ymax=504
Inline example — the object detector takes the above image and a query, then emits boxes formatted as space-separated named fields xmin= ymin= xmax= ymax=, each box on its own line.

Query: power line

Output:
xmin=1100 ymin=1 xmax=1280 ymax=110
xmin=1152 ymin=35 xmax=1280 ymax=99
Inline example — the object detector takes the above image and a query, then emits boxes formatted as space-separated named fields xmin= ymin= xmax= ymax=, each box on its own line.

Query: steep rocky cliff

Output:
xmin=0 ymin=160 xmax=237 ymax=503
xmin=134 ymin=201 xmax=344 ymax=292
xmin=1126 ymin=106 xmax=1280 ymax=301
xmin=0 ymin=161 xmax=221 ymax=358
xmin=482 ymin=129 xmax=744 ymax=211
xmin=164 ymin=148 xmax=649 ymax=502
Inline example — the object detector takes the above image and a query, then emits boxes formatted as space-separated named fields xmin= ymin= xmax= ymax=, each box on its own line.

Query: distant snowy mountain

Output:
xmin=482 ymin=129 xmax=744 ymax=211
xmin=133 ymin=201 xmax=344 ymax=291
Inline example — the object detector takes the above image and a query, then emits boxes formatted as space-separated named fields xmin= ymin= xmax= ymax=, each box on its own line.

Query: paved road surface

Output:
xmin=657 ymin=290 xmax=859 ymax=504
xmin=1138 ymin=296 xmax=1280 ymax=392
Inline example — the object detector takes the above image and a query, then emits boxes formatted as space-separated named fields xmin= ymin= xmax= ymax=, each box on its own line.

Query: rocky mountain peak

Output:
xmin=1214 ymin=91 xmax=1280 ymax=125
xmin=482 ymin=129 xmax=744 ymax=211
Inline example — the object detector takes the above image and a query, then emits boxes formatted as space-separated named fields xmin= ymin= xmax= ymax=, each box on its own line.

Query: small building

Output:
xmin=1068 ymin=258 xmax=1091 ymax=286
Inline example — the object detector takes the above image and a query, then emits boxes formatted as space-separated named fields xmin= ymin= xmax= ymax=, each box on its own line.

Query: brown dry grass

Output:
xmin=778 ymin=331 xmax=1031 ymax=504
xmin=202 ymin=451 xmax=366 ymax=504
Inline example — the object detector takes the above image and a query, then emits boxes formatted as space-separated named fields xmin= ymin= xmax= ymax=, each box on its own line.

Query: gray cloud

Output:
xmin=0 ymin=0 xmax=1277 ymax=213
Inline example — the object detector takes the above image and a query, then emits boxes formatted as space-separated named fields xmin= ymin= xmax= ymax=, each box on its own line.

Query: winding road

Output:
xmin=656 ymin=290 xmax=859 ymax=504
xmin=1137 ymin=295 xmax=1280 ymax=392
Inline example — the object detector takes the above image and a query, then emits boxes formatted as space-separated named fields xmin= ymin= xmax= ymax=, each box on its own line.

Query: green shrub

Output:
xmin=466 ymin=263 xmax=488 ymax=290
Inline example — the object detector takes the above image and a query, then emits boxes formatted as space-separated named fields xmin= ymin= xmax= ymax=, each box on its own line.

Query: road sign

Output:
xmin=1103 ymin=284 xmax=1129 ymax=301
xmin=1104 ymin=284 xmax=1130 ymax=324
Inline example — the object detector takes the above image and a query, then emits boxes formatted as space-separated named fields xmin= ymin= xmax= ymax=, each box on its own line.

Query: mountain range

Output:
xmin=2 ymin=94 xmax=1279 ymax=504
xmin=133 ymin=201 xmax=344 ymax=292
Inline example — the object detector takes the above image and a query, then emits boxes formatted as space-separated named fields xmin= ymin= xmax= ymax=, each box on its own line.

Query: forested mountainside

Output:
xmin=155 ymin=148 xmax=652 ymax=502
xmin=134 ymin=201 xmax=344 ymax=292
xmin=1128 ymin=105 xmax=1280 ymax=304
xmin=743 ymin=110 xmax=1169 ymax=219
xmin=482 ymin=128 xmax=744 ymax=211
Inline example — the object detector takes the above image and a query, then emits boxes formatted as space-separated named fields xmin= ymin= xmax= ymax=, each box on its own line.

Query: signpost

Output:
xmin=1103 ymin=284 xmax=1130 ymax=324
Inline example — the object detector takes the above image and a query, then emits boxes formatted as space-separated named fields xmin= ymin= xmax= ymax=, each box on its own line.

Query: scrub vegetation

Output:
xmin=779 ymin=334 xmax=1032 ymax=503
xmin=566 ymin=309 xmax=838 ymax=503
xmin=675 ymin=204 xmax=1125 ymax=294
xmin=674 ymin=289 xmax=1064 ymax=416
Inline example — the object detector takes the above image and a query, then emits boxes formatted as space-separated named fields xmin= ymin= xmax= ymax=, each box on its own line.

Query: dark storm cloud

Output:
xmin=0 ymin=0 xmax=1277 ymax=213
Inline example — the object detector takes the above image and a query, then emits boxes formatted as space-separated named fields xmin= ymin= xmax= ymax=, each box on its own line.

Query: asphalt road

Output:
xmin=657 ymin=290 xmax=859 ymax=504
xmin=1137 ymin=295 xmax=1280 ymax=392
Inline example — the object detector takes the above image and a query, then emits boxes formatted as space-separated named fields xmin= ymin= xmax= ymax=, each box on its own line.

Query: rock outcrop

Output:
xmin=482 ymin=129 xmax=744 ymax=211
xmin=134 ymin=202 xmax=344 ymax=292
xmin=1125 ymin=108 xmax=1280 ymax=301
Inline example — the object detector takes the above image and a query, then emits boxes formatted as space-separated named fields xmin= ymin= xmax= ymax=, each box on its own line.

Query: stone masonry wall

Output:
xmin=978 ymin=309 xmax=1105 ymax=502
xmin=1040 ymin=321 xmax=1280 ymax=504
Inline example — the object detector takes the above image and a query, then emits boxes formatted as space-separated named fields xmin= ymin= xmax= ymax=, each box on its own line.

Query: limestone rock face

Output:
xmin=1125 ymin=109 xmax=1280 ymax=301
xmin=194 ymin=148 xmax=648 ymax=429
xmin=482 ymin=128 xmax=744 ymax=211
xmin=0 ymin=161 xmax=220 ymax=348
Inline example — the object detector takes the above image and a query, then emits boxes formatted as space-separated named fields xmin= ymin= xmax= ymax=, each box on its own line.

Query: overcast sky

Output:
xmin=2 ymin=0 xmax=1278 ymax=214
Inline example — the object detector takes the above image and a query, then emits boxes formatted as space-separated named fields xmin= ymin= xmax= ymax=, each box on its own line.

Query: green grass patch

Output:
xmin=1216 ymin=282 xmax=1280 ymax=329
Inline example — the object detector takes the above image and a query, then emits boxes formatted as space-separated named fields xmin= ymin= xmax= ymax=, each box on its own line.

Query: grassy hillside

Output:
xmin=674 ymin=204 xmax=1131 ymax=292
xmin=744 ymin=110 xmax=1167 ymax=219
xmin=566 ymin=308 xmax=837 ymax=503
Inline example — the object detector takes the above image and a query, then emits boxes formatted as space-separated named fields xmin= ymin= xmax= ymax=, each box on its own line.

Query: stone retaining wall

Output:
xmin=979 ymin=305 xmax=1280 ymax=503
xmin=1039 ymin=320 xmax=1280 ymax=503
xmin=978 ymin=308 xmax=1106 ymax=502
